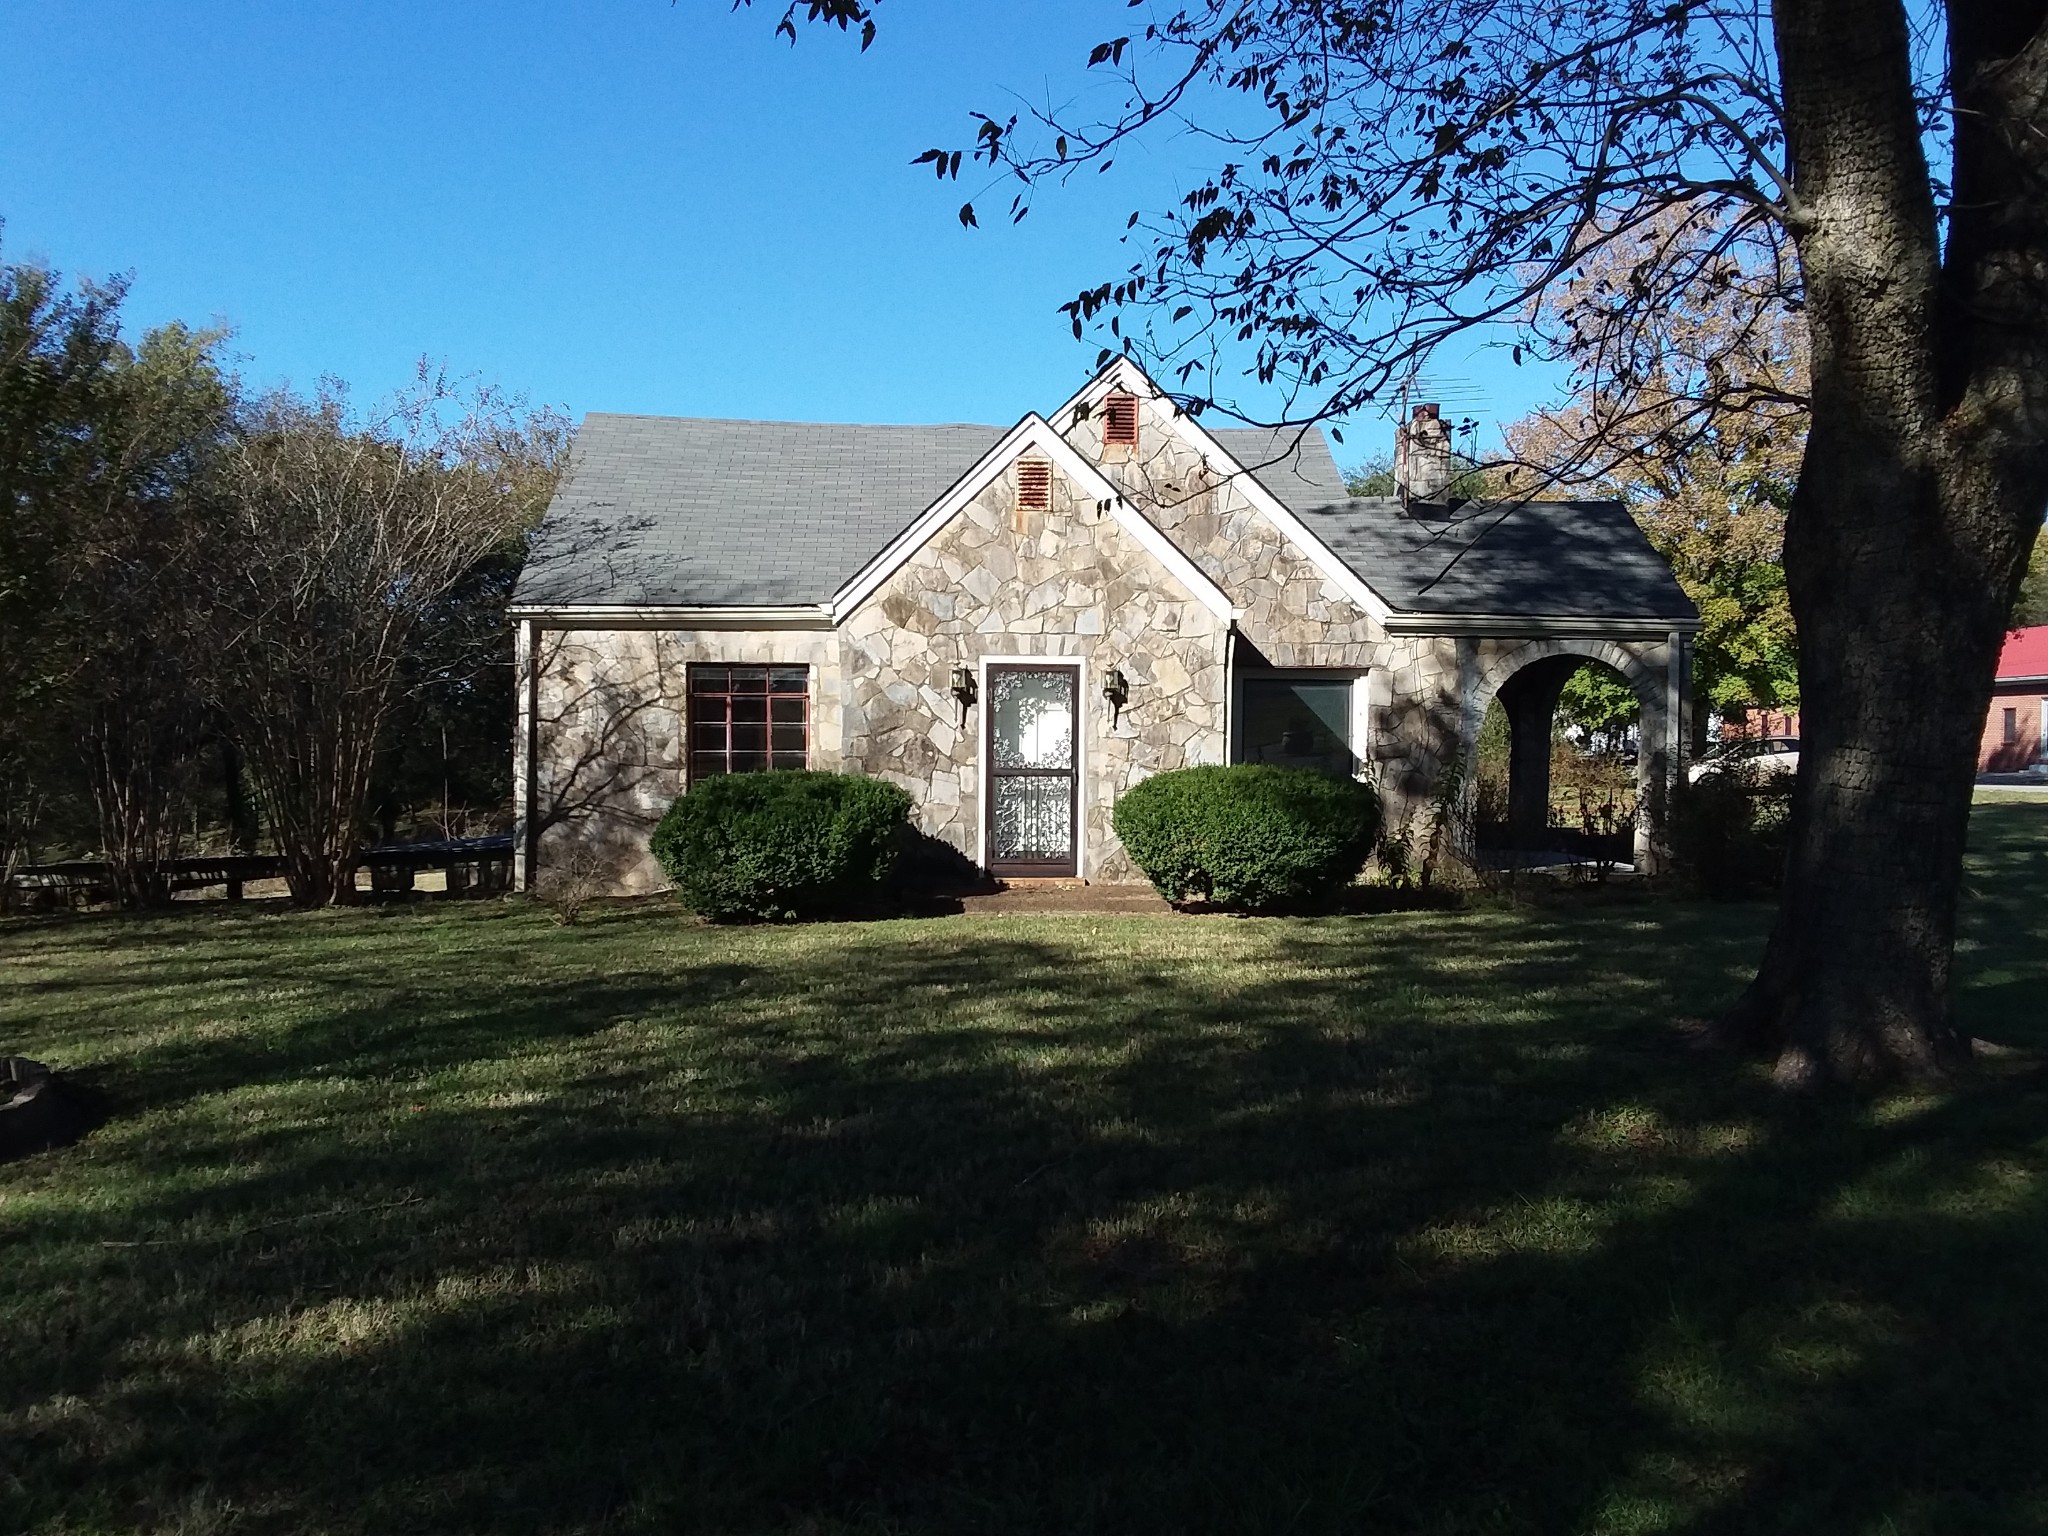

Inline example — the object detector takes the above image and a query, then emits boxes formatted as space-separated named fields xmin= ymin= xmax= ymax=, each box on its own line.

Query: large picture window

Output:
xmin=689 ymin=665 xmax=810 ymax=779
xmin=1238 ymin=675 xmax=1357 ymax=778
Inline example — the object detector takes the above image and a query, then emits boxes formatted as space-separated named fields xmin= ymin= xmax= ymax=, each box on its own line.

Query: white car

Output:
xmin=1689 ymin=736 xmax=1800 ymax=784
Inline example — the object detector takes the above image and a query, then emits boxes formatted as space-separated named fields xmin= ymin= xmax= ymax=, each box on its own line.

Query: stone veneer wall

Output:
xmin=529 ymin=626 xmax=841 ymax=894
xmin=1062 ymin=390 xmax=1471 ymax=826
xmin=1062 ymin=391 xmax=1386 ymax=668
xmin=838 ymin=452 xmax=1228 ymax=881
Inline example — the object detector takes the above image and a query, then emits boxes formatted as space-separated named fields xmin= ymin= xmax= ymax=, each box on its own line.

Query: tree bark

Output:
xmin=1725 ymin=0 xmax=2048 ymax=1083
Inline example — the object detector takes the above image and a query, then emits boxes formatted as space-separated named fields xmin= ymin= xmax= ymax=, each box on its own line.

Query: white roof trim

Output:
xmin=1051 ymin=357 xmax=1396 ymax=623
xmin=507 ymin=603 xmax=833 ymax=627
xmin=829 ymin=413 xmax=1236 ymax=623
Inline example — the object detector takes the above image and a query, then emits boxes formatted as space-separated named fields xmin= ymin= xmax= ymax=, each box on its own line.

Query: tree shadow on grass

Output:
xmin=1 ymin=895 xmax=2044 ymax=1534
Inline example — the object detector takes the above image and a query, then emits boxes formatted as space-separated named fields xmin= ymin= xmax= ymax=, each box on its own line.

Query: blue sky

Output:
xmin=1 ymin=1 xmax=1561 ymax=463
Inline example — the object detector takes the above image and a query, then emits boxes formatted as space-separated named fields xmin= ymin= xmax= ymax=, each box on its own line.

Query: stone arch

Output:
xmin=1463 ymin=636 xmax=1678 ymax=872
xmin=1470 ymin=637 xmax=1664 ymax=718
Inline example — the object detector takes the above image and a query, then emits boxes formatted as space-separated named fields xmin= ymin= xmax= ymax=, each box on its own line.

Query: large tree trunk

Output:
xmin=1726 ymin=0 xmax=2048 ymax=1083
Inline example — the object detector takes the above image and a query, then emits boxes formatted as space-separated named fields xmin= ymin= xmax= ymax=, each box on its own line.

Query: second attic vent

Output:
xmin=1017 ymin=459 xmax=1052 ymax=510
xmin=1103 ymin=392 xmax=1140 ymax=447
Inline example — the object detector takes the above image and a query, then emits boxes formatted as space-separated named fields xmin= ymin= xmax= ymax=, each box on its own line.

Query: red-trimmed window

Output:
xmin=689 ymin=665 xmax=810 ymax=779
xmin=1102 ymin=392 xmax=1140 ymax=447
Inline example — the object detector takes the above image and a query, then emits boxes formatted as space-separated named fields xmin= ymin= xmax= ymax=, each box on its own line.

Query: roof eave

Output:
xmin=506 ymin=602 xmax=835 ymax=628
xmin=1379 ymin=610 xmax=1704 ymax=638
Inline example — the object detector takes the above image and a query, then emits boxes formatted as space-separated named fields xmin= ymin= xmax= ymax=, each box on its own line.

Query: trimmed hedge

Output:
xmin=1111 ymin=764 xmax=1379 ymax=911
xmin=650 ymin=771 xmax=913 ymax=921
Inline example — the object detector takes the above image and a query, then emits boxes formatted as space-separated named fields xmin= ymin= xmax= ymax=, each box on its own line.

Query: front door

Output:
xmin=985 ymin=664 xmax=1079 ymax=878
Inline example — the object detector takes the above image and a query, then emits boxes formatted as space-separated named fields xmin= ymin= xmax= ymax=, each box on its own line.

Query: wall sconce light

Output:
xmin=950 ymin=666 xmax=977 ymax=729
xmin=1102 ymin=666 xmax=1130 ymax=726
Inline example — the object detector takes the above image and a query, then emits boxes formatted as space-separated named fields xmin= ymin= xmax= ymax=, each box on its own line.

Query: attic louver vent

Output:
xmin=1103 ymin=392 xmax=1140 ymax=447
xmin=1017 ymin=459 xmax=1052 ymax=510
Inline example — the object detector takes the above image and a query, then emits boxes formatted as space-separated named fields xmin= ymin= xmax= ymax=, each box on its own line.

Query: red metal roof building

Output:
xmin=1982 ymin=625 xmax=2048 ymax=773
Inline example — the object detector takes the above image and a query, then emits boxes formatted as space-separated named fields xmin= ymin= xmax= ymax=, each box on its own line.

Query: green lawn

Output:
xmin=4 ymin=808 xmax=2045 ymax=1536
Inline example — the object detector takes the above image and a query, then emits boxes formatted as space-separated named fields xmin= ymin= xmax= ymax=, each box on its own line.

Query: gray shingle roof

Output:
xmin=513 ymin=414 xmax=1005 ymax=607
xmin=1300 ymin=495 xmax=1698 ymax=620
xmin=513 ymin=409 xmax=1695 ymax=623
xmin=1208 ymin=427 xmax=1355 ymax=509
xmin=1212 ymin=426 xmax=1694 ymax=621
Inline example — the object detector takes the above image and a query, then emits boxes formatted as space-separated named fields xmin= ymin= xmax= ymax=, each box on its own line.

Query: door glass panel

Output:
xmin=991 ymin=671 xmax=1074 ymax=769
xmin=992 ymin=775 xmax=1073 ymax=860
xmin=1239 ymin=677 xmax=1355 ymax=777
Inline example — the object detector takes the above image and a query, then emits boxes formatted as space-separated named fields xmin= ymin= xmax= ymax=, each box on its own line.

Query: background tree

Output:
xmin=1554 ymin=667 xmax=1642 ymax=752
xmin=0 ymin=250 xmax=124 ymax=878
xmin=1343 ymin=454 xmax=1395 ymax=497
xmin=3 ymin=234 xmax=565 ymax=898
xmin=58 ymin=323 xmax=236 ymax=904
xmin=1508 ymin=235 xmax=1805 ymax=745
xmin=368 ymin=418 xmax=568 ymax=843
xmin=779 ymin=0 xmax=2048 ymax=1083
xmin=208 ymin=373 xmax=563 ymax=906
xmin=0 ymin=254 xmax=237 ymax=902
xmin=2015 ymin=523 xmax=2048 ymax=629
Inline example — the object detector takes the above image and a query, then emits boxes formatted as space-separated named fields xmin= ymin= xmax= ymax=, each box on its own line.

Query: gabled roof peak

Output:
xmin=830 ymin=412 xmax=1235 ymax=623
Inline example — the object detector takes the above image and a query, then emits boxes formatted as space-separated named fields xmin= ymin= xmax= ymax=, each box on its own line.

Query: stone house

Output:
xmin=510 ymin=358 xmax=1698 ymax=892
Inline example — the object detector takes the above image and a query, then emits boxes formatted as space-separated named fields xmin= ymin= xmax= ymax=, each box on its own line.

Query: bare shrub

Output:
xmin=534 ymin=845 xmax=612 ymax=926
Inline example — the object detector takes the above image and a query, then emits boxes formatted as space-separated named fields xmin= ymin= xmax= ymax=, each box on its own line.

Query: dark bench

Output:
xmin=5 ymin=837 xmax=512 ymax=908
xmin=358 ymin=836 xmax=514 ymax=896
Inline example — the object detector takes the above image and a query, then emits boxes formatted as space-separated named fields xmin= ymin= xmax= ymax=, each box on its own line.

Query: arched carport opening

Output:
xmin=1467 ymin=639 xmax=1675 ymax=871
xmin=1475 ymin=657 xmax=1642 ymax=859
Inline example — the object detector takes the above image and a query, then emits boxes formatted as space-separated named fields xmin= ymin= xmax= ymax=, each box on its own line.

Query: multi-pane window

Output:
xmin=689 ymin=665 xmax=809 ymax=779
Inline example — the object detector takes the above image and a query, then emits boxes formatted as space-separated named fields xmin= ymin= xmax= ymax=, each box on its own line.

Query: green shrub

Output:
xmin=1111 ymin=764 xmax=1379 ymax=911
xmin=1668 ymin=764 xmax=1793 ymax=899
xmin=650 ymin=771 xmax=913 ymax=921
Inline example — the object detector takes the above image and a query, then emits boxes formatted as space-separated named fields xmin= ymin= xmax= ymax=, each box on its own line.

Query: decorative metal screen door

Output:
xmin=985 ymin=665 xmax=1079 ymax=877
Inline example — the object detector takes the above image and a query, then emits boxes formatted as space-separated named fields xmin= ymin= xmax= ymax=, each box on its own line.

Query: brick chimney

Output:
xmin=1395 ymin=402 xmax=1454 ymax=503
